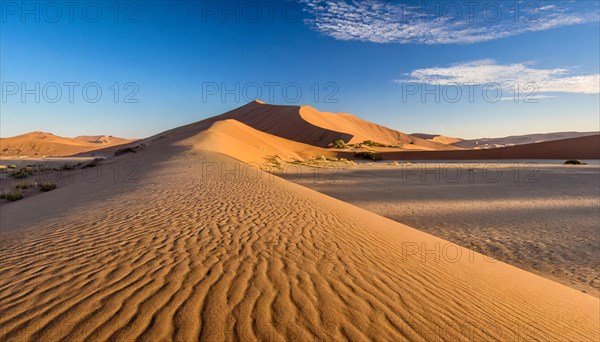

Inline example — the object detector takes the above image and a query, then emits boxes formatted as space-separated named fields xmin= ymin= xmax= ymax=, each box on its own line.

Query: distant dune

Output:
xmin=0 ymin=132 xmax=135 ymax=157
xmin=369 ymin=134 xmax=600 ymax=160
xmin=453 ymin=131 xmax=599 ymax=149
xmin=412 ymin=133 xmax=463 ymax=145
xmin=1 ymin=102 xmax=598 ymax=341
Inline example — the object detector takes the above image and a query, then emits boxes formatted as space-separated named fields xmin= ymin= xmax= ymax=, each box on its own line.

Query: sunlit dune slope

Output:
xmin=430 ymin=135 xmax=463 ymax=144
xmin=299 ymin=106 xmax=460 ymax=150
xmin=412 ymin=133 xmax=464 ymax=145
xmin=189 ymin=119 xmax=336 ymax=164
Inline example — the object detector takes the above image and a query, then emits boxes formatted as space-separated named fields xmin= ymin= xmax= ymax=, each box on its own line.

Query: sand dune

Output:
xmin=190 ymin=119 xmax=335 ymax=164
xmin=0 ymin=132 xmax=135 ymax=157
xmin=412 ymin=133 xmax=463 ymax=145
xmin=176 ymin=101 xmax=457 ymax=150
xmin=73 ymin=135 xmax=132 ymax=146
xmin=357 ymin=134 xmax=600 ymax=160
xmin=299 ymin=106 xmax=459 ymax=150
xmin=1 ymin=102 xmax=598 ymax=341
xmin=97 ymin=101 xmax=460 ymax=164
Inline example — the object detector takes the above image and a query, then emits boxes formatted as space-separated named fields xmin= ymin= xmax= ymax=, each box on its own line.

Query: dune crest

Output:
xmin=188 ymin=119 xmax=335 ymax=164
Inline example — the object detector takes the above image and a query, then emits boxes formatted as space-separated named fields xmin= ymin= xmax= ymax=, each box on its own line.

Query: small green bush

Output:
xmin=362 ymin=140 xmax=388 ymax=147
xmin=114 ymin=147 xmax=137 ymax=156
xmin=1 ymin=190 xmax=24 ymax=201
xmin=9 ymin=167 xmax=33 ymax=179
xmin=331 ymin=139 xmax=347 ymax=149
xmin=82 ymin=158 xmax=102 ymax=169
xmin=14 ymin=181 xmax=36 ymax=190
xmin=39 ymin=181 xmax=57 ymax=192
xmin=564 ymin=159 xmax=585 ymax=165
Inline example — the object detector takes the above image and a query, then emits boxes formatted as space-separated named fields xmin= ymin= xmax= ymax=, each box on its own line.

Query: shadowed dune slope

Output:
xmin=215 ymin=101 xmax=354 ymax=148
xmin=0 ymin=119 xmax=598 ymax=341
xmin=354 ymin=134 xmax=600 ymax=160
xmin=0 ymin=132 xmax=135 ymax=157
xmin=453 ymin=131 xmax=600 ymax=148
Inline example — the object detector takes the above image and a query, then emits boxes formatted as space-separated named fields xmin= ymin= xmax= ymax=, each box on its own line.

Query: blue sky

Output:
xmin=1 ymin=0 xmax=599 ymax=139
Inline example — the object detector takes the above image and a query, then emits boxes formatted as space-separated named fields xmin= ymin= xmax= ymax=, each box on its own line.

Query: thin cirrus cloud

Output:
xmin=395 ymin=60 xmax=600 ymax=95
xmin=300 ymin=0 xmax=599 ymax=44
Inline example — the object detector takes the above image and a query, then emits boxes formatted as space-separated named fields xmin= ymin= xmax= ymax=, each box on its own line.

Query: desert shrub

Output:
xmin=331 ymin=139 xmax=346 ymax=149
xmin=14 ymin=181 xmax=36 ymax=190
xmin=33 ymin=164 xmax=53 ymax=172
xmin=82 ymin=158 xmax=102 ymax=169
xmin=114 ymin=147 xmax=137 ymax=156
xmin=39 ymin=181 xmax=57 ymax=192
xmin=9 ymin=167 xmax=33 ymax=179
xmin=362 ymin=140 xmax=387 ymax=147
xmin=354 ymin=151 xmax=382 ymax=161
xmin=1 ymin=190 xmax=24 ymax=201
xmin=564 ymin=159 xmax=585 ymax=165
xmin=7 ymin=164 xmax=17 ymax=169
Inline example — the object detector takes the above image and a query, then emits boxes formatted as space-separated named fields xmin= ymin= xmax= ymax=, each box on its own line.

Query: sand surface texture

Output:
xmin=292 ymin=162 xmax=600 ymax=297
xmin=1 ymin=102 xmax=598 ymax=341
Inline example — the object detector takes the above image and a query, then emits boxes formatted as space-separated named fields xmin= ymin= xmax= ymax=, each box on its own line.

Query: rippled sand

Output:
xmin=1 ymin=147 xmax=598 ymax=341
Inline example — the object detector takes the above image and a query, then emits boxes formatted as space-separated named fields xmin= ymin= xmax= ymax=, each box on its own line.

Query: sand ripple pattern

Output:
xmin=1 ymin=151 xmax=598 ymax=341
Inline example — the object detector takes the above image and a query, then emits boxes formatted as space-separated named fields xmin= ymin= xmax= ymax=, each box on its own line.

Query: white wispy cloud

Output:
xmin=499 ymin=95 xmax=557 ymax=101
xmin=301 ymin=0 xmax=599 ymax=44
xmin=396 ymin=59 xmax=600 ymax=94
